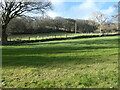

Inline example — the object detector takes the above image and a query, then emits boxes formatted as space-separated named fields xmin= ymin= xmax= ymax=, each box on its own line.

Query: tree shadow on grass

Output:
xmin=24 ymin=37 xmax=118 ymax=45
xmin=2 ymin=45 xmax=118 ymax=68
xmin=2 ymin=36 xmax=118 ymax=67
xmin=3 ymin=45 xmax=118 ymax=56
xmin=3 ymin=54 xmax=107 ymax=67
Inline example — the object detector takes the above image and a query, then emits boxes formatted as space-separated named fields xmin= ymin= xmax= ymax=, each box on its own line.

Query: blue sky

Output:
xmin=45 ymin=0 xmax=118 ymax=20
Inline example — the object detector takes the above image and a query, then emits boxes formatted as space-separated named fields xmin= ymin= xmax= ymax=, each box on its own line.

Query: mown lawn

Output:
xmin=2 ymin=36 xmax=119 ymax=88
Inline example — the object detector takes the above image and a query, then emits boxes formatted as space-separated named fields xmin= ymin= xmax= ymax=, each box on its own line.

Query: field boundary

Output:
xmin=3 ymin=33 xmax=120 ymax=45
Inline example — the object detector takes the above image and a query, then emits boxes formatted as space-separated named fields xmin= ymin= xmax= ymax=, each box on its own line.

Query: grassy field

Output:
xmin=2 ymin=36 xmax=118 ymax=88
xmin=8 ymin=32 xmax=117 ymax=41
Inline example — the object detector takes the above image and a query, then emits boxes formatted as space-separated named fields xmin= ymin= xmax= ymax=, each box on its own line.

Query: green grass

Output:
xmin=8 ymin=32 xmax=117 ymax=41
xmin=2 ymin=36 xmax=119 ymax=88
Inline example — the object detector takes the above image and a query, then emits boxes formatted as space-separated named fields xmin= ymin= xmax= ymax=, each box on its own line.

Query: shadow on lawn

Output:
xmin=25 ymin=36 xmax=118 ymax=45
xmin=2 ymin=36 xmax=118 ymax=67
xmin=3 ymin=54 xmax=108 ymax=67
xmin=3 ymin=45 xmax=117 ymax=55
xmin=2 ymin=45 xmax=118 ymax=67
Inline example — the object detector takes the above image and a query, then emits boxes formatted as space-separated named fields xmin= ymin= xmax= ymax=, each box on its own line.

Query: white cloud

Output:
xmin=101 ymin=6 xmax=115 ymax=16
xmin=61 ymin=0 xmax=99 ymax=19
xmin=50 ymin=0 xmax=65 ymax=9
xmin=47 ymin=11 xmax=58 ymax=18
xmin=46 ymin=0 xmax=66 ymax=18
xmin=47 ymin=0 xmax=116 ymax=20
xmin=49 ymin=0 xmax=119 ymax=2
xmin=50 ymin=0 xmax=65 ymax=3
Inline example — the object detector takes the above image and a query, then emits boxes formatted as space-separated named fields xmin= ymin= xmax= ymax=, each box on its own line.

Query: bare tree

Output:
xmin=90 ymin=11 xmax=108 ymax=35
xmin=0 ymin=0 xmax=52 ymax=44
xmin=112 ymin=1 xmax=120 ymax=32
xmin=113 ymin=1 xmax=120 ymax=20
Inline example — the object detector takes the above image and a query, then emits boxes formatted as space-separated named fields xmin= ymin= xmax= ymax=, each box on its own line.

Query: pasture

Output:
xmin=8 ymin=32 xmax=116 ymax=41
xmin=2 ymin=36 xmax=118 ymax=88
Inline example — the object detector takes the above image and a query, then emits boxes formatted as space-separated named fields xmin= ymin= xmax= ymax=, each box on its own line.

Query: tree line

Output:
xmin=0 ymin=15 xmax=118 ymax=35
xmin=0 ymin=0 xmax=119 ymax=44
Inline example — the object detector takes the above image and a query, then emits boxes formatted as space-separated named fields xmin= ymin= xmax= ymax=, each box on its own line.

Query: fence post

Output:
xmin=35 ymin=36 xmax=37 ymax=40
xmin=65 ymin=34 xmax=67 ymax=38
xmin=60 ymin=35 xmax=62 ymax=38
xmin=29 ymin=37 xmax=30 ymax=41
xmin=37 ymin=36 xmax=39 ymax=40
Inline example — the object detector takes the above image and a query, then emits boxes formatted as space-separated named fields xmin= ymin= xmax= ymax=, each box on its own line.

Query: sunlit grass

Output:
xmin=2 ymin=36 xmax=118 ymax=88
xmin=8 ymin=32 xmax=117 ymax=41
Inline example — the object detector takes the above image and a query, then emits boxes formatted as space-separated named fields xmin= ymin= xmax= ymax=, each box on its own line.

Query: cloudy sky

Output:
xmin=45 ymin=0 xmax=118 ymax=20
